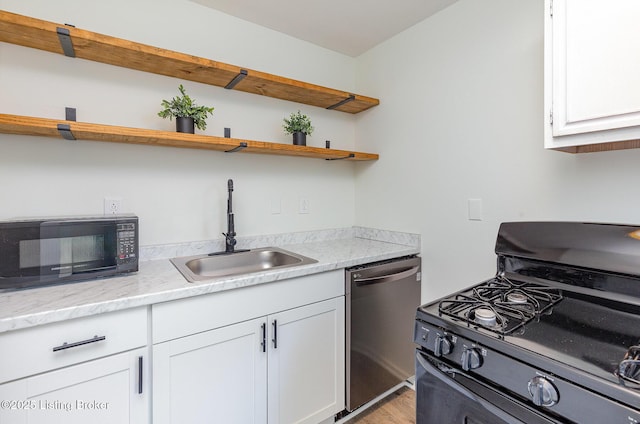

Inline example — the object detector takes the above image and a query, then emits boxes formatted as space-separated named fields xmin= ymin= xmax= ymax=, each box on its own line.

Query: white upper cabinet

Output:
xmin=545 ymin=0 xmax=640 ymax=152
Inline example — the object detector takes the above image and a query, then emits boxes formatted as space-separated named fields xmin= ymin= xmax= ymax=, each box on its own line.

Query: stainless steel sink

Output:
xmin=171 ymin=247 xmax=317 ymax=282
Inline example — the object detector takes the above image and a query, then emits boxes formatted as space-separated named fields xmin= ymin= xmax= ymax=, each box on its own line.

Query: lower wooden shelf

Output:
xmin=0 ymin=114 xmax=379 ymax=161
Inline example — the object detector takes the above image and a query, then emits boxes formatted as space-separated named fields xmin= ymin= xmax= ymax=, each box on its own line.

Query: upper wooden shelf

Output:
xmin=0 ymin=11 xmax=380 ymax=114
xmin=0 ymin=114 xmax=379 ymax=161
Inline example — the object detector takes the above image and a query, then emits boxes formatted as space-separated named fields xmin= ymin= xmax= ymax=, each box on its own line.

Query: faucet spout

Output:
xmin=224 ymin=179 xmax=237 ymax=253
xmin=211 ymin=179 xmax=248 ymax=256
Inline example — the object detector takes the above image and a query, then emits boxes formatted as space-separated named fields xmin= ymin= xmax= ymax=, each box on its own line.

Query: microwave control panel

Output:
xmin=117 ymin=222 xmax=137 ymax=261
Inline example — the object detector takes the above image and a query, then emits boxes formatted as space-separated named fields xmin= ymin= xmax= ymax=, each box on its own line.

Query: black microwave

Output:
xmin=0 ymin=215 xmax=138 ymax=290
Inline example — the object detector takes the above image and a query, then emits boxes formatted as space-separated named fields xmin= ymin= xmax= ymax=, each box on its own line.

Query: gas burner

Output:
xmin=437 ymin=276 xmax=563 ymax=336
xmin=473 ymin=307 xmax=498 ymax=327
xmin=506 ymin=292 xmax=528 ymax=303
xmin=474 ymin=274 xmax=562 ymax=314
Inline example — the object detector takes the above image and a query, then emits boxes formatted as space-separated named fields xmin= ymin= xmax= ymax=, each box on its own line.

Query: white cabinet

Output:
xmin=545 ymin=0 xmax=640 ymax=152
xmin=0 ymin=348 xmax=148 ymax=424
xmin=152 ymin=271 xmax=345 ymax=424
xmin=153 ymin=318 xmax=268 ymax=424
xmin=268 ymin=297 xmax=345 ymax=424
xmin=0 ymin=308 xmax=149 ymax=424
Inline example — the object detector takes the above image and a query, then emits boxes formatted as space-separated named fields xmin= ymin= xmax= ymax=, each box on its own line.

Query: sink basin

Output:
xmin=171 ymin=247 xmax=318 ymax=282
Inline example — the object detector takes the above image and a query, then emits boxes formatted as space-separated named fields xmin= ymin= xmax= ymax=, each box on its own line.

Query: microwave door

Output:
xmin=38 ymin=222 xmax=117 ymax=276
xmin=0 ymin=216 xmax=137 ymax=290
xmin=28 ymin=238 xmax=73 ymax=278
xmin=36 ymin=224 xmax=72 ymax=278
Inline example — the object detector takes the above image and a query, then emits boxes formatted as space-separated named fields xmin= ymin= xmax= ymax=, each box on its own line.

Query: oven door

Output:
xmin=415 ymin=350 xmax=563 ymax=424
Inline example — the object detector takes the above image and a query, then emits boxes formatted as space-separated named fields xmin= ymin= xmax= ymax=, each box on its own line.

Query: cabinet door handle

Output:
xmin=52 ymin=335 xmax=106 ymax=352
xmin=272 ymin=320 xmax=278 ymax=349
xmin=138 ymin=356 xmax=143 ymax=394
xmin=261 ymin=322 xmax=266 ymax=353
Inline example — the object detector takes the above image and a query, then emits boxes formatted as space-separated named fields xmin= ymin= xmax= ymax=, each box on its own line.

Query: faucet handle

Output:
xmin=222 ymin=233 xmax=237 ymax=246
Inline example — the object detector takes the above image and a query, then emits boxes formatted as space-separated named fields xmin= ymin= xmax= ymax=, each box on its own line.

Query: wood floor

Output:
xmin=345 ymin=386 xmax=416 ymax=424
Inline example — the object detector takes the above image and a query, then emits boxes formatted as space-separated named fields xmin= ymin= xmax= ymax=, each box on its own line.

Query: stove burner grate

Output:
xmin=615 ymin=345 xmax=640 ymax=388
xmin=438 ymin=274 xmax=563 ymax=336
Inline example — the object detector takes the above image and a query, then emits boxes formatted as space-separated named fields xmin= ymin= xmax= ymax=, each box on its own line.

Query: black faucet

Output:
xmin=210 ymin=179 xmax=248 ymax=256
xmin=223 ymin=179 xmax=237 ymax=253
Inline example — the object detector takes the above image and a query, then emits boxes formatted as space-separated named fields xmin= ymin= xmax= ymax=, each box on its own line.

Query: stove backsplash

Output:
xmin=495 ymin=222 xmax=640 ymax=299
xmin=496 ymin=222 xmax=640 ymax=276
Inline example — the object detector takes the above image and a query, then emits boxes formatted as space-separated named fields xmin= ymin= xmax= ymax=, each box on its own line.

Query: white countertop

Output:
xmin=0 ymin=227 xmax=420 ymax=333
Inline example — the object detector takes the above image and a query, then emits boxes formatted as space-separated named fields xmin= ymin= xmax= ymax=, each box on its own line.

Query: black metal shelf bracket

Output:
xmin=57 ymin=123 xmax=76 ymax=140
xmin=327 ymin=94 xmax=355 ymax=110
xmin=56 ymin=27 xmax=76 ymax=57
xmin=225 ymin=69 xmax=248 ymax=89
xmin=65 ymin=107 xmax=76 ymax=122
xmin=225 ymin=142 xmax=247 ymax=153
xmin=326 ymin=153 xmax=355 ymax=161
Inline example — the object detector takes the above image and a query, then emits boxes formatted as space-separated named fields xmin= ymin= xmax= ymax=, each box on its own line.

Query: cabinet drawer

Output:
xmin=0 ymin=307 xmax=147 ymax=384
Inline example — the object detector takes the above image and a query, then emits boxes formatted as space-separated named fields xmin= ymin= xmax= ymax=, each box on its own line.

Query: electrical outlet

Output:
xmin=299 ymin=197 xmax=310 ymax=214
xmin=104 ymin=197 xmax=122 ymax=215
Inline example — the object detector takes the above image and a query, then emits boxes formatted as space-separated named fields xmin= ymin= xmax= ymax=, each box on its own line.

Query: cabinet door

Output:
xmin=546 ymin=0 xmax=640 ymax=148
xmin=268 ymin=297 xmax=345 ymax=424
xmin=153 ymin=318 xmax=267 ymax=424
xmin=0 ymin=348 xmax=148 ymax=424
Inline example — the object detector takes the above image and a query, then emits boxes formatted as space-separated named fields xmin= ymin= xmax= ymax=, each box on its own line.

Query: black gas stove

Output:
xmin=414 ymin=222 xmax=640 ymax=424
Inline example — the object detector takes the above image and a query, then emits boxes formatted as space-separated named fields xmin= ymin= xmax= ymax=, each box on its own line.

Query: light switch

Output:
xmin=468 ymin=199 xmax=483 ymax=221
xmin=270 ymin=198 xmax=281 ymax=214
xmin=299 ymin=197 xmax=310 ymax=214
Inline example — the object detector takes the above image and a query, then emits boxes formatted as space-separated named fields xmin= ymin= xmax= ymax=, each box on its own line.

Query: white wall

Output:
xmin=354 ymin=0 xmax=640 ymax=302
xmin=5 ymin=0 xmax=639 ymax=300
xmin=0 ymin=0 xmax=359 ymax=245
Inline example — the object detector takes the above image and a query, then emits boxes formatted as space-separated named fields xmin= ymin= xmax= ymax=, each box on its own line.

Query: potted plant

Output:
xmin=158 ymin=84 xmax=215 ymax=133
xmin=283 ymin=110 xmax=314 ymax=146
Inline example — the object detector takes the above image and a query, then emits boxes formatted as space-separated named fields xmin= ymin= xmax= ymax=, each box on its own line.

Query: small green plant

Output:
xmin=158 ymin=84 xmax=215 ymax=131
xmin=283 ymin=110 xmax=314 ymax=135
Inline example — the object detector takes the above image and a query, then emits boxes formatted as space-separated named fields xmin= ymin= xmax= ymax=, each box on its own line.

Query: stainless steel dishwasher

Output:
xmin=345 ymin=255 xmax=421 ymax=412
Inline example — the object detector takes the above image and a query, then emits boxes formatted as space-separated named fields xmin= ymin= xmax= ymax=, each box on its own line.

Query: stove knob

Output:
xmin=460 ymin=348 xmax=482 ymax=371
xmin=434 ymin=335 xmax=452 ymax=357
xmin=527 ymin=376 xmax=559 ymax=407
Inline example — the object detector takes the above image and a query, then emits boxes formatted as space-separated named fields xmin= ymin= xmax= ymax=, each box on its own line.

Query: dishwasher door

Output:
xmin=345 ymin=256 xmax=421 ymax=412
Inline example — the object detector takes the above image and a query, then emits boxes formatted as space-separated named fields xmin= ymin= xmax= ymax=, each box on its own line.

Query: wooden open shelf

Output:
xmin=0 ymin=114 xmax=379 ymax=161
xmin=0 ymin=11 xmax=379 ymax=114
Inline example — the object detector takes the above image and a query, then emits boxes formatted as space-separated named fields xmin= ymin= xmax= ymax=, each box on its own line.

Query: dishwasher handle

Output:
xmin=354 ymin=265 xmax=419 ymax=286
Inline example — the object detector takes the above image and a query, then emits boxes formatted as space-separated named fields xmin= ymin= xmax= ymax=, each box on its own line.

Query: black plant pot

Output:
xmin=292 ymin=131 xmax=307 ymax=146
xmin=176 ymin=117 xmax=195 ymax=134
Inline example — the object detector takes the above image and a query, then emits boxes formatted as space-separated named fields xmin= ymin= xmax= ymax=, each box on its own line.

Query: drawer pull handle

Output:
xmin=52 ymin=335 xmax=106 ymax=352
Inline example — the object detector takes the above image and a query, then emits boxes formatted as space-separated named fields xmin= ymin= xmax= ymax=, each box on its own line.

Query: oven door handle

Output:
xmin=416 ymin=352 xmax=529 ymax=424
xmin=354 ymin=266 xmax=419 ymax=286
